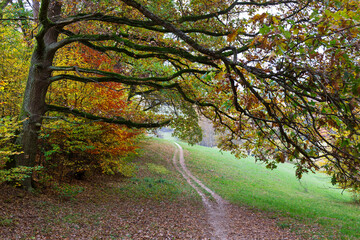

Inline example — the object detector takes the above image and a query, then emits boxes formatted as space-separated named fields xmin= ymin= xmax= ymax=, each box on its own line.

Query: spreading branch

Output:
xmin=46 ymin=104 xmax=171 ymax=128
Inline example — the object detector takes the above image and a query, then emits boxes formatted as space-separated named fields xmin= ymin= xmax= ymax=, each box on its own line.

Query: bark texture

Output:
xmin=17 ymin=0 xmax=61 ymax=190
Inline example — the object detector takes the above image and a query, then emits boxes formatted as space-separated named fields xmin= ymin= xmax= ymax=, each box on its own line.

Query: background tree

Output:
xmin=9 ymin=0 xmax=360 ymax=191
xmin=0 ymin=20 xmax=30 ymax=117
xmin=0 ymin=0 xmax=34 ymax=184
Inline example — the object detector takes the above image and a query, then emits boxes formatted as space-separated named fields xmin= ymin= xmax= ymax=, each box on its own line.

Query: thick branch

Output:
xmin=46 ymin=104 xmax=171 ymax=128
xmin=51 ymin=33 xmax=218 ymax=67
xmin=55 ymin=13 xmax=230 ymax=37
xmin=49 ymin=66 xmax=209 ymax=83
xmin=38 ymin=0 xmax=51 ymax=25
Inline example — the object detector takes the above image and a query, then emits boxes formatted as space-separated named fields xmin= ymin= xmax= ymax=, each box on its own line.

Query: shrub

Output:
xmin=38 ymin=118 xmax=141 ymax=182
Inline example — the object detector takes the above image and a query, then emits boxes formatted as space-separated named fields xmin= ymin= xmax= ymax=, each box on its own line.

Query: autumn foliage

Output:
xmin=2 ymin=0 xmax=360 ymax=194
xmin=39 ymin=42 xmax=143 ymax=181
xmin=39 ymin=120 xmax=140 ymax=180
xmin=0 ymin=17 xmax=32 ymax=184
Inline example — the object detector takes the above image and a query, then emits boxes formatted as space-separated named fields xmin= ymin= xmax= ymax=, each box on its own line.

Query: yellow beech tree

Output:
xmin=0 ymin=1 xmax=32 ymax=184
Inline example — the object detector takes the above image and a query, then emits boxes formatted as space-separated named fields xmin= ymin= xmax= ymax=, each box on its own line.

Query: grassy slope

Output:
xmin=178 ymin=141 xmax=360 ymax=239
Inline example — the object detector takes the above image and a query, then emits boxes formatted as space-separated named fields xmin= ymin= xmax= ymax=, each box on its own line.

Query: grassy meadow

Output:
xmin=176 ymin=141 xmax=360 ymax=239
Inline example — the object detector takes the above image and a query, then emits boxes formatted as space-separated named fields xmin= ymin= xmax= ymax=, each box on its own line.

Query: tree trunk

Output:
xmin=16 ymin=53 xmax=51 ymax=190
xmin=16 ymin=0 xmax=61 ymax=190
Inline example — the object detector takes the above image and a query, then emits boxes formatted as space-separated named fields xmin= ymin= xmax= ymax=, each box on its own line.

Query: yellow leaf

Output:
xmin=271 ymin=16 xmax=279 ymax=24
xmin=252 ymin=13 xmax=267 ymax=23
xmin=227 ymin=29 xmax=239 ymax=42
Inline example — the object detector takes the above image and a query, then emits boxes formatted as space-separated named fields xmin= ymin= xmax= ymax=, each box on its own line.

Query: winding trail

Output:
xmin=173 ymin=142 xmax=229 ymax=240
xmin=171 ymin=142 xmax=301 ymax=240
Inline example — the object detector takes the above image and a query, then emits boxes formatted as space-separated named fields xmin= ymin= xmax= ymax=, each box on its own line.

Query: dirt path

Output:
xmin=173 ymin=142 xmax=229 ymax=239
xmin=173 ymin=142 xmax=299 ymax=240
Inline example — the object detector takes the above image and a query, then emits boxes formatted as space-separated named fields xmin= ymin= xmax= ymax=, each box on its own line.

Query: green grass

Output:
xmin=118 ymin=176 xmax=184 ymax=201
xmin=113 ymin=138 xmax=200 ymax=202
xmin=178 ymin=142 xmax=360 ymax=239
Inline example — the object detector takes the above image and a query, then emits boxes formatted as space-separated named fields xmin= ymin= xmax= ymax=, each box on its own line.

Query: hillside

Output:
xmin=179 ymin=141 xmax=360 ymax=239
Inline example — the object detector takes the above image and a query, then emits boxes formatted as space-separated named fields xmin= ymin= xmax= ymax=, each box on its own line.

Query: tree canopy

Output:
xmin=1 ymin=0 xmax=360 ymax=190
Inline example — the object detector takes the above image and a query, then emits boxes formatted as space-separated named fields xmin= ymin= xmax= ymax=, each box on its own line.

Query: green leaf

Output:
xmin=259 ymin=25 xmax=270 ymax=35
xmin=283 ymin=31 xmax=291 ymax=39
xmin=331 ymin=174 xmax=337 ymax=185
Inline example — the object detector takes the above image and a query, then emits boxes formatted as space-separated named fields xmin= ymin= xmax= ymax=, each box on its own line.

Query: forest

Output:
xmin=0 ymin=0 xmax=360 ymax=229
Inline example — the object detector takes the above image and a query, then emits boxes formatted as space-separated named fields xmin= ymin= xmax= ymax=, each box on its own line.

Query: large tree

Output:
xmin=9 ymin=0 xmax=360 ymax=190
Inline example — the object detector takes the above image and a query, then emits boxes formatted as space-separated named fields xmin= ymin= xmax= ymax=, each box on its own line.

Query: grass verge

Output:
xmin=115 ymin=138 xmax=200 ymax=202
